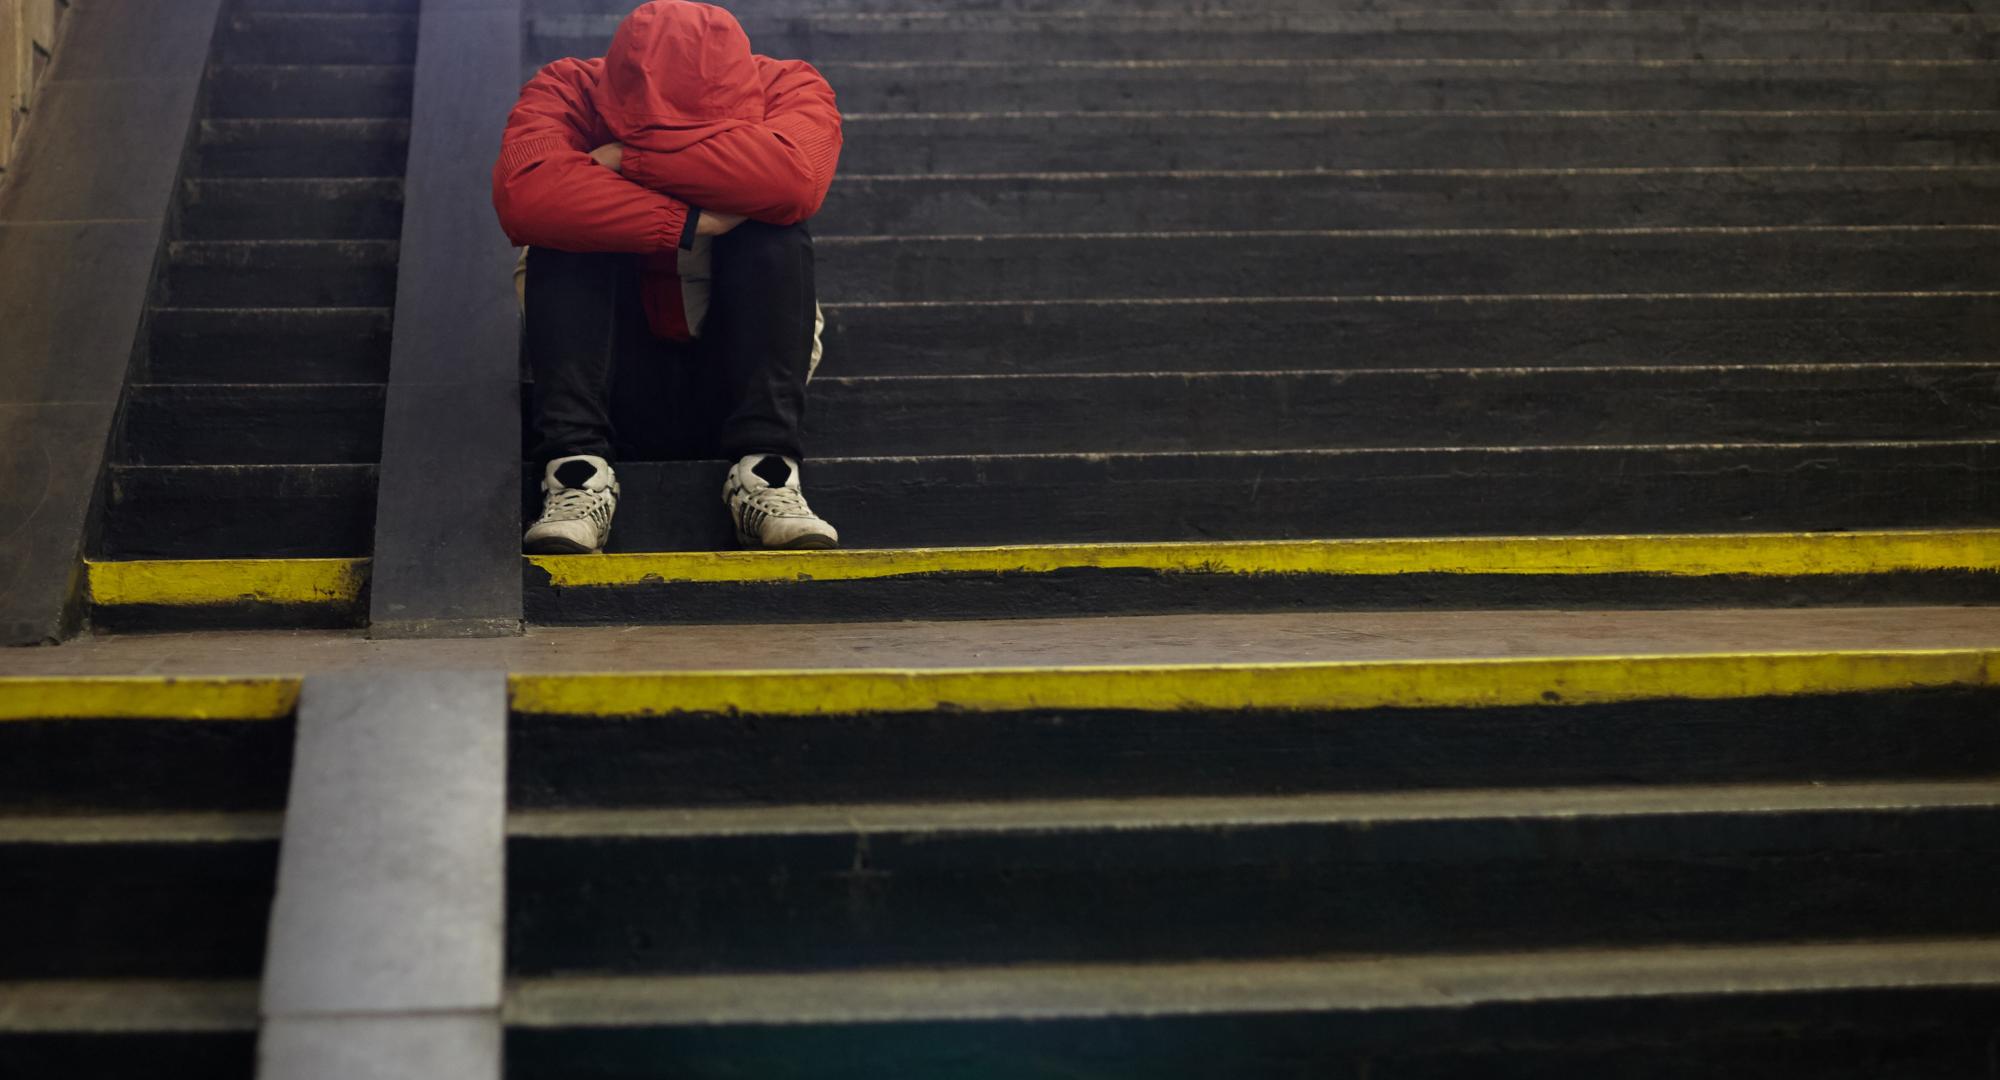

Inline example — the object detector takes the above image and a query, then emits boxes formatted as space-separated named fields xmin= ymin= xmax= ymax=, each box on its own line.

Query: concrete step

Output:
xmin=533 ymin=11 xmax=2000 ymax=63
xmin=195 ymin=119 xmax=410 ymax=179
xmin=179 ymin=179 xmax=404 ymax=241
xmin=816 ymin=227 xmax=2000 ymax=303
xmin=796 ymin=365 xmax=2000 ymax=456
xmin=205 ymin=64 xmax=412 ymax=120
xmin=216 ymin=12 xmax=416 ymax=65
xmin=0 ymin=815 xmax=281 ymax=979
xmin=102 ymin=464 xmax=376 ymax=559
xmin=813 ymin=59 xmax=2000 ymax=114
xmin=819 ymin=294 xmax=2000 ymax=376
xmin=834 ymin=111 xmax=2000 ymax=174
xmin=543 ymin=441 xmax=2000 ymax=552
xmin=510 ymin=781 xmax=2000 ymax=973
xmin=817 ymin=167 xmax=2000 ymax=236
xmin=163 ymin=240 xmax=398 ymax=307
xmin=505 ymin=939 xmax=2000 ymax=1078
xmin=123 ymin=384 xmax=386 ymax=466
xmin=244 ymin=0 xmax=414 ymax=11
xmin=147 ymin=308 xmax=392 ymax=384
xmin=0 ymin=980 xmax=256 ymax=1080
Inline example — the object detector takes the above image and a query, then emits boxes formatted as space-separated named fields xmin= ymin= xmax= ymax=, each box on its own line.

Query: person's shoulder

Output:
xmin=529 ymin=55 xmax=607 ymax=89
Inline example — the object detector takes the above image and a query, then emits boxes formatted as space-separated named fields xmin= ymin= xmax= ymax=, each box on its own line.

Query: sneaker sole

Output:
xmin=524 ymin=536 xmax=602 ymax=556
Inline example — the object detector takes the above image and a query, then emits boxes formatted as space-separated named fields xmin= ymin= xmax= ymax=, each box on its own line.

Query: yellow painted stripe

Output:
xmin=86 ymin=559 xmax=368 ymax=608
xmin=527 ymin=529 xmax=2000 ymax=587
xmin=510 ymin=648 xmax=2000 ymax=717
xmin=0 ymin=677 xmax=300 ymax=722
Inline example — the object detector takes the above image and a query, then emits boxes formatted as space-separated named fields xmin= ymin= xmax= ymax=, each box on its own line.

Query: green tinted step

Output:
xmin=506 ymin=940 xmax=2000 ymax=1079
xmin=820 ymin=294 xmax=2000 ymax=376
xmin=215 ymin=13 xmax=416 ymax=65
xmin=815 ymin=59 xmax=2000 ymax=114
xmin=164 ymin=240 xmax=398 ymax=307
xmin=204 ymin=64 xmax=412 ymax=120
xmin=835 ymin=111 xmax=2000 ymax=173
xmin=571 ymin=442 xmax=2000 ymax=551
xmin=195 ymin=119 xmax=410 ymax=179
xmin=534 ymin=10 xmax=2000 ymax=63
xmin=0 ymin=980 xmax=255 ymax=1080
xmin=121 ymin=384 xmax=386 ymax=466
xmin=100 ymin=464 xmax=376 ymax=559
xmin=179 ymin=179 xmax=404 ymax=241
xmin=148 ymin=308 xmax=392 ymax=384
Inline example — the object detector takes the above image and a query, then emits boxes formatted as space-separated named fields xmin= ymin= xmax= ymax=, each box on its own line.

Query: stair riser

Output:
xmin=205 ymin=66 xmax=412 ymax=120
xmin=122 ymin=387 xmax=385 ymax=466
xmin=0 ymin=1035 xmax=254 ymax=1080
xmin=512 ymin=812 xmax=2000 ymax=972
xmin=506 ymin=989 xmax=2000 ymax=1080
xmin=819 ymin=173 xmax=2000 ymax=235
xmin=196 ymin=120 xmax=410 ymax=179
xmin=822 ymin=296 xmax=2000 ymax=376
xmin=102 ymin=466 xmax=375 ymax=559
xmin=836 ymin=117 xmax=2000 ymax=174
xmin=180 ymin=181 xmax=404 ymax=241
xmin=0 ymin=843 xmax=276 ymax=978
xmin=513 ymin=690 xmax=2000 ymax=808
xmin=809 ymin=65 xmax=2000 ymax=114
xmin=536 ymin=19 xmax=2000 ymax=63
xmin=216 ymin=15 xmax=417 ymax=65
xmin=164 ymin=244 xmax=397 ymax=307
xmin=575 ymin=444 xmax=2000 ymax=550
xmin=147 ymin=309 xmax=393 ymax=384
xmin=818 ymin=232 xmax=2000 ymax=303
xmin=0 ymin=721 xmax=291 ymax=813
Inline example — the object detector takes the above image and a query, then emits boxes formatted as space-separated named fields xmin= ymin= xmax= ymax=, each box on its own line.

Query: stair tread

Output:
xmin=0 ymin=979 xmax=258 ymax=1033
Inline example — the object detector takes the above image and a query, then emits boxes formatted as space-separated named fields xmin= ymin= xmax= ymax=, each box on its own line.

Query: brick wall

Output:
xmin=0 ymin=0 xmax=69 ymax=174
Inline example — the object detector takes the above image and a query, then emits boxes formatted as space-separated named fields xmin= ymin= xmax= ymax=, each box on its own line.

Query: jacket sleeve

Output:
xmin=493 ymin=59 xmax=695 ymax=253
xmin=620 ymin=58 xmax=843 ymax=225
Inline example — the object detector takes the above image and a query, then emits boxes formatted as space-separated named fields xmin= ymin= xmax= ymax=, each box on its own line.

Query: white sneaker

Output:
xmin=724 ymin=454 xmax=839 ymax=550
xmin=524 ymin=454 xmax=619 ymax=554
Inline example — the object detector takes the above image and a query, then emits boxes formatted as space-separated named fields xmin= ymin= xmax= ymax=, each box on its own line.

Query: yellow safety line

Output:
xmin=86 ymin=559 xmax=369 ymax=608
xmin=0 ymin=677 xmax=301 ymax=722
xmin=527 ymin=529 xmax=2000 ymax=587
xmin=509 ymin=648 xmax=2000 ymax=717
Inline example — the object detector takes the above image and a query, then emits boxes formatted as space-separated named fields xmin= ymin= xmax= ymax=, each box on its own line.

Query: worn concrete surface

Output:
xmin=1 ymin=607 xmax=1995 ymax=676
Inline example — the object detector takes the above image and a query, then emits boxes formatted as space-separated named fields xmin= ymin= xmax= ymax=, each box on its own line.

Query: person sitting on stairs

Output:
xmin=493 ymin=0 xmax=841 ymax=554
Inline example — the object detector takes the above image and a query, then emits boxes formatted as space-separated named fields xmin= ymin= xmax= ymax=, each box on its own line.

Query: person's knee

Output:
xmin=721 ymin=220 xmax=812 ymax=277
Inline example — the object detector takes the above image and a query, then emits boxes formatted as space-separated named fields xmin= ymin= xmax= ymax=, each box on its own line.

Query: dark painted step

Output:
xmin=506 ymin=946 xmax=2000 ymax=1080
xmin=204 ymin=64 xmax=413 ymax=120
xmin=811 ymin=60 xmax=2000 ymax=114
xmin=0 ymin=1010 xmax=254 ymax=1080
xmin=515 ymin=688 xmax=2000 ymax=809
xmin=179 ymin=179 xmax=404 ymax=240
xmin=102 ymin=464 xmax=375 ymax=558
xmin=121 ymin=384 xmax=386 ymax=465
xmin=216 ymin=13 xmax=417 ymax=65
xmin=511 ymin=783 xmax=2000 ymax=973
xmin=536 ymin=0 xmax=2000 ymax=15
xmin=195 ymin=119 xmax=410 ymax=178
xmin=818 ymin=168 xmax=2000 ymax=236
xmin=244 ymin=0 xmax=415 ymax=11
xmin=0 ymin=826 xmax=280 ymax=978
xmin=818 ymin=228 xmax=2000 ymax=304
xmin=534 ymin=11 xmax=2000 ymax=64
xmin=147 ymin=308 xmax=392 ymax=383
xmin=835 ymin=112 xmax=2000 ymax=174
xmin=559 ymin=441 xmax=2000 ymax=551
xmin=821 ymin=294 xmax=2000 ymax=376
xmin=164 ymin=240 xmax=398 ymax=307
xmin=0 ymin=715 xmax=292 ymax=815
xmin=802 ymin=365 xmax=2000 ymax=456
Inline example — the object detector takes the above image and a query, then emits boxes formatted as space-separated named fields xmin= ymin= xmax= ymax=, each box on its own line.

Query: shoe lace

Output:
xmin=543 ymin=486 xmax=606 ymax=523
xmin=750 ymin=484 xmax=813 ymax=518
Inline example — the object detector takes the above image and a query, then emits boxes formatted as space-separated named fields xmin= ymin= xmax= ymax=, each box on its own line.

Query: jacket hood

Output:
xmin=590 ymin=0 xmax=763 ymax=152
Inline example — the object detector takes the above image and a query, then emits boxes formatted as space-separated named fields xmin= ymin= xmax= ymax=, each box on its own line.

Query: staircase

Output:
xmin=88 ymin=0 xmax=417 ymax=631
xmin=516 ymin=0 xmax=2000 ymax=627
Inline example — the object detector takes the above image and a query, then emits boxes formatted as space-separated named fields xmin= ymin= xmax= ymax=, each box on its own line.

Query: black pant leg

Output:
xmin=703 ymin=220 xmax=815 ymax=462
xmin=523 ymin=246 xmax=648 ymax=468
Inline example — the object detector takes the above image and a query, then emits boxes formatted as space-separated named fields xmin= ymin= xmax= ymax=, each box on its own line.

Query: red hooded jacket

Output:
xmin=492 ymin=0 xmax=842 ymax=340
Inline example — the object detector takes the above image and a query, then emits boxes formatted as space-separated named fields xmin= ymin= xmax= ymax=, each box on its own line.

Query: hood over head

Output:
xmin=590 ymin=0 xmax=764 ymax=153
